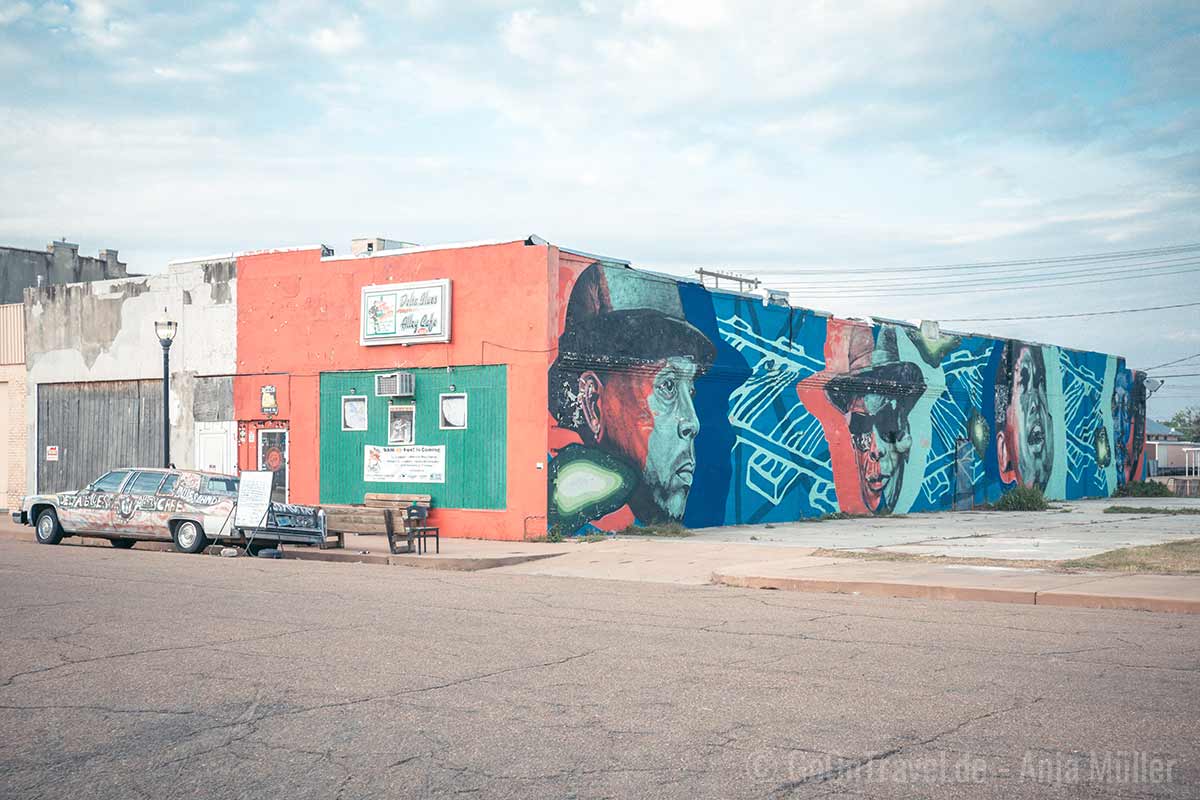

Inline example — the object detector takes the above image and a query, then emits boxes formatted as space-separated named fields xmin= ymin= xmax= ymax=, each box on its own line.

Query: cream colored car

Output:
xmin=15 ymin=468 xmax=239 ymax=553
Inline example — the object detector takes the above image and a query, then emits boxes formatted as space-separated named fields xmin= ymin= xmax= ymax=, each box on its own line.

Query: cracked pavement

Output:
xmin=0 ymin=539 xmax=1197 ymax=798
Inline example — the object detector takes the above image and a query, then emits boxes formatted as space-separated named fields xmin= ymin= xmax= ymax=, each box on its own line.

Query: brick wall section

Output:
xmin=0 ymin=363 xmax=26 ymax=510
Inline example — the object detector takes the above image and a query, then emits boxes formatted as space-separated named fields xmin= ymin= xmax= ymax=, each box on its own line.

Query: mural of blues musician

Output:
xmin=549 ymin=263 xmax=716 ymax=532
xmin=1112 ymin=368 xmax=1147 ymax=484
xmin=548 ymin=262 xmax=1144 ymax=533
xmin=995 ymin=341 xmax=1055 ymax=491
xmin=821 ymin=324 xmax=925 ymax=514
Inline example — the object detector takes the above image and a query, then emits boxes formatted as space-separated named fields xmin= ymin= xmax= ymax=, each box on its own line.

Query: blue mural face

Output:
xmin=547 ymin=263 xmax=1147 ymax=534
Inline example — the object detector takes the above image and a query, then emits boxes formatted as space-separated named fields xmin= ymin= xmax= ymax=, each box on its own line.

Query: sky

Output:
xmin=0 ymin=0 xmax=1197 ymax=419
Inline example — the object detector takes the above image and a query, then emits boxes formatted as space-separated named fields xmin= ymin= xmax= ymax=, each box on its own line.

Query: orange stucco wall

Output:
xmin=234 ymin=241 xmax=555 ymax=540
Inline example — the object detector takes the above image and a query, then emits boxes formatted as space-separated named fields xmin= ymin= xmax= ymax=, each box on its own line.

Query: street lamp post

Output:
xmin=154 ymin=312 xmax=178 ymax=468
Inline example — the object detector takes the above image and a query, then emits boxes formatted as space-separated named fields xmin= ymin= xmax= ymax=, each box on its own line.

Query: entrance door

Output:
xmin=953 ymin=437 xmax=975 ymax=511
xmin=258 ymin=429 xmax=289 ymax=503
xmin=195 ymin=421 xmax=236 ymax=474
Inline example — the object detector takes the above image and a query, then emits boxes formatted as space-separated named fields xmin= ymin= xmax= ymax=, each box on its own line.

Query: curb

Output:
xmin=2 ymin=528 xmax=566 ymax=572
xmin=714 ymin=573 xmax=1035 ymax=605
xmin=1035 ymin=590 xmax=1200 ymax=615
xmin=386 ymin=552 xmax=565 ymax=571
xmin=712 ymin=573 xmax=1200 ymax=614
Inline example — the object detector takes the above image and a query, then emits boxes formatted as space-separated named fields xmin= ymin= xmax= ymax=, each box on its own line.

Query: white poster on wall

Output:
xmin=364 ymin=445 xmax=446 ymax=483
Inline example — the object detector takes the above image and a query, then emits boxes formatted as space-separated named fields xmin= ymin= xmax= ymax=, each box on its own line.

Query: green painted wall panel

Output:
xmin=319 ymin=366 xmax=507 ymax=508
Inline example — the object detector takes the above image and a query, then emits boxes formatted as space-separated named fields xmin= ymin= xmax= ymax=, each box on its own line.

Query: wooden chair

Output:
xmin=401 ymin=504 xmax=439 ymax=555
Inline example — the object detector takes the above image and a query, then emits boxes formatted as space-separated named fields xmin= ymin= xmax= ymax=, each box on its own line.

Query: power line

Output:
xmin=1145 ymin=351 xmax=1200 ymax=371
xmin=770 ymin=253 xmax=1200 ymax=288
xmin=774 ymin=259 xmax=1200 ymax=294
xmin=777 ymin=264 xmax=1200 ymax=298
xmin=1148 ymin=372 xmax=1200 ymax=378
xmin=940 ymin=301 xmax=1200 ymax=323
xmin=752 ymin=242 xmax=1200 ymax=276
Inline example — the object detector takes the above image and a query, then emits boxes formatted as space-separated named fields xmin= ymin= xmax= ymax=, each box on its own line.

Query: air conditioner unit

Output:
xmin=375 ymin=372 xmax=415 ymax=397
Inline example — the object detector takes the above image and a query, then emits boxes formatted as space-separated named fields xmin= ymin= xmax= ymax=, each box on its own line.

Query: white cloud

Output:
xmin=501 ymin=8 xmax=561 ymax=60
xmin=622 ymin=0 xmax=729 ymax=30
xmin=308 ymin=14 xmax=365 ymax=55
xmin=0 ymin=2 xmax=32 ymax=25
xmin=36 ymin=2 xmax=69 ymax=26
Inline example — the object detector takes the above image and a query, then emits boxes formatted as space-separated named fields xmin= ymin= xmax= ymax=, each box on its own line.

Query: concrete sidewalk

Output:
xmin=687 ymin=496 xmax=1200 ymax=560
xmin=0 ymin=518 xmax=571 ymax=571
xmin=4 ymin=516 xmax=1198 ymax=613
xmin=711 ymin=557 xmax=1200 ymax=614
xmin=492 ymin=536 xmax=1200 ymax=614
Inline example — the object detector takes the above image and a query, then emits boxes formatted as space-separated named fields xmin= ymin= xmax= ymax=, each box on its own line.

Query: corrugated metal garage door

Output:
xmin=37 ymin=380 xmax=163 ymax=493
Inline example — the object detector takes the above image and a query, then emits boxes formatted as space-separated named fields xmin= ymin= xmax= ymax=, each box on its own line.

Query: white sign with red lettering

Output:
xmin=45 ymin=446 xmax=59 ymax=462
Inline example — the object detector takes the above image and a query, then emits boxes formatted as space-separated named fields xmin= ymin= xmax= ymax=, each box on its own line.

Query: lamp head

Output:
xmin=154 ymin=309 xmax=178 ymax=346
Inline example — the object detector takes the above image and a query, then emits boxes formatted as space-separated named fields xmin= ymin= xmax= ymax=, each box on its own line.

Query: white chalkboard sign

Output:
xmin=235 ymin=470 xmax=275 ymax=528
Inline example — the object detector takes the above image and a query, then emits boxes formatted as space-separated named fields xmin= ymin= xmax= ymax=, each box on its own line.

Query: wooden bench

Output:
xmin=365 ymin=493 xmax=431 ymax=509
xmin=321 ymin=505 xmax=389 ymax=535
xmin=322 ymin=494 xmax=438 ymax=555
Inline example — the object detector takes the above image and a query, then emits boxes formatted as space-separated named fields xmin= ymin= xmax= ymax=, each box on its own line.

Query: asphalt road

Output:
xmin=1 ymin=540 xmax=1197 ymax=799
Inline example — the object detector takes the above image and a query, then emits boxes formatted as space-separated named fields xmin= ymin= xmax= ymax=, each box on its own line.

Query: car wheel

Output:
xmin=34 ymin=509 xmax=64 ymax=545
xmin=172 ymin=520 xmax=209 ymax=554
xmin=111 ymin=537 xmax=137 ymax=549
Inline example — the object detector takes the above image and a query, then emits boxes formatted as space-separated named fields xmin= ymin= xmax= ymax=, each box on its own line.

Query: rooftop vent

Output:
xmin=351 ymin=237 xmax=419 ymax=257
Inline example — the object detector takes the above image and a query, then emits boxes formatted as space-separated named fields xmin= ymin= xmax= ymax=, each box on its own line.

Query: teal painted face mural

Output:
xmin=549 ymin=263 xmax=716 ymax=529
xmin=996 ymin=342 xmax=1054 ymax=491
xmin=642 ymin=356 xmax=701 ymax=519
xmin=548 ymin=263 xmax=1146 ymax=534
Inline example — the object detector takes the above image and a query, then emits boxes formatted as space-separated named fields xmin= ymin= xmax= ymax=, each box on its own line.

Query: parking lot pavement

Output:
xmin=688 ymin=497 xmax=1200 ymax=560
xmin=1 ymin=539 xmax=1198 ymax=799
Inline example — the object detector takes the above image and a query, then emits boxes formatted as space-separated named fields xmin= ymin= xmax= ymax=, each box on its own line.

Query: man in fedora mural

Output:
xmin=821 ymin=325 xmax=926 ymax=514
xmin=549 ymin=263 xmax=716 ymax=532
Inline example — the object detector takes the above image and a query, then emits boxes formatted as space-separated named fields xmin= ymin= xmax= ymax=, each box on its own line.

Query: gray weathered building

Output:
xmin=1 ymin=240 xmax=129 ymax=304
xmin=25 ymin=258 xmax=237 ymax=494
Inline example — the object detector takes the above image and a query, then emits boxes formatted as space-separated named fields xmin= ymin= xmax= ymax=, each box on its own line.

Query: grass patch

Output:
xmin=618 ymin=521 xmax=693 ymax=537
xmin=1113 ymin=480 xmax=1175 ymax=498
xmin=801 ymin=511 xmax=859 ymax=522
xmin=814 ymin=538 xmax=1200 ymax=575
xmin=811 ymin=548 xmax=1052 ymax=570
xmin=1060 ymin=539 xmax=1200 ymax=575
xmin=1104 ymin=505 xmax=1200 ymax=516
xmin=988 ymin=486 xmax=1049 ymax=512
xmin=530 ymin=530 xmax=618 ymax=543
xmin=800 ymin=511 xmax=907 ymax=523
